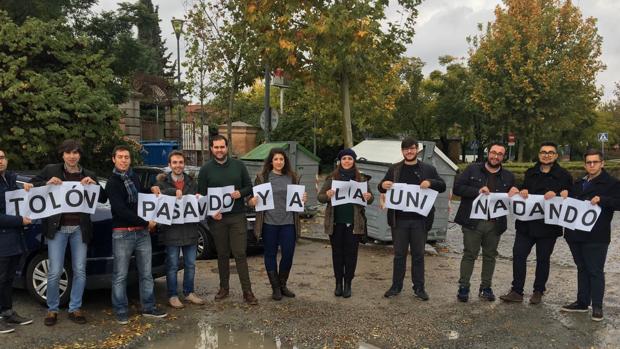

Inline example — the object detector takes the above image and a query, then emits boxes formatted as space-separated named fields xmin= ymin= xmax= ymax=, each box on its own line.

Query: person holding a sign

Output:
xmin=379 ymin=137 xmax=446 ymax=301
xmin=560 ymin=149 xmax=620 ymax=321
xmin=152 ymin=151 xmax=205 ymax=309
xmin=197 ymin=135 xmax=257 ymax=305
xmin=318 ymin=149 xmax=373 ymax=298
xmin=454 ymin=143 xmax=515 ymax=303
xmin=31 ymin=140 xmax=108 ymax=326
xmin=500 ymin=142 xmax=573 ymax=305
xmin=248 ymin=148 xmax=307 ymax=301
xmin=0 ymin=149 xmax=34 ymax=333
xmin=107 ymin=145 xmax=167 ymax=324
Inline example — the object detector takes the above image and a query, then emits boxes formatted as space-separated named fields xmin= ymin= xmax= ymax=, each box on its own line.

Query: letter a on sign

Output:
xmin=286 ymin=184 xmax=305 ymax=212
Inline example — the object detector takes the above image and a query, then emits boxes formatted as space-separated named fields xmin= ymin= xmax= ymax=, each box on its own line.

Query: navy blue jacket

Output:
xmin=564 ymin=169 xmax=620 ymax=244
xmin=106 ymin=169 xmax=149 ymax=229
xmin=0 ymin=171 xmax=26 ymax=257
xmin=453 ymin=162 xmax=515 ymax=234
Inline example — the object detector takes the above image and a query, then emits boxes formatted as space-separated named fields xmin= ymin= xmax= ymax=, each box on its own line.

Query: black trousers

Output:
xmin=329 ymin=224 xmax=359 ymax=282
xmin=568 ymin=241 xmax=609 ymax=308
xmin=0 ymin=254 xmax=21 ymax=315
xmin=391 ymin=219 xmax=427 ymax=291
xmin=511 ymin=233 xmax=557 ymax=294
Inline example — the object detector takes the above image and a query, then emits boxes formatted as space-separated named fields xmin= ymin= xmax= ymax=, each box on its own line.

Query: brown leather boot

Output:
xmin=529 ymin=291 xmax=543 ymax=305
xmin=279 ymin=270 xmax=295 ymax=298
xmin=499 ymin=290 xmax=523 ymax=302
xmin=267 ymin=271 xmax=282 ymax=301
xmin=214 ymin=288 xmax=229 ymax=301
xmin=243 ymin=290 xmax=258 ymax=305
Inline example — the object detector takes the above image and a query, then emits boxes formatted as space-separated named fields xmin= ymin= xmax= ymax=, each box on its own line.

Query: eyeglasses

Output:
xmin=585 ymin=161 xmax=602 ymax=166
xmin=489 ymin=151 xmax=505 ymax=157
xmin=539 ymin=151 xmax=557 ymax=156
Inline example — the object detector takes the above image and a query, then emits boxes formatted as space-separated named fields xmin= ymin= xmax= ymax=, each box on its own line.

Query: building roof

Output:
xmin=351 ymin=139 xmax=458 ymax=171
xmin=241 ymin=142 xmax=320 ymax=162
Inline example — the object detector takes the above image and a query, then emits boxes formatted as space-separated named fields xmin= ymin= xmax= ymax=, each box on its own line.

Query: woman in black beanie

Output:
xmin=318 ymin=148 xmax=373 ymax=298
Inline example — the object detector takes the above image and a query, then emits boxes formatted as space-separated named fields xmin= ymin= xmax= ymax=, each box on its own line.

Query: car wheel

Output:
xmin=196 ymin=225 xmax=216 ymax=259
xmin=25 ymin=253 xmax=72 ymax=307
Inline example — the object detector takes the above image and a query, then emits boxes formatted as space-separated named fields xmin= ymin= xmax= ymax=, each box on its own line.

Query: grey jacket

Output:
xmin=155 ymin=172 xmax=200 ymax=246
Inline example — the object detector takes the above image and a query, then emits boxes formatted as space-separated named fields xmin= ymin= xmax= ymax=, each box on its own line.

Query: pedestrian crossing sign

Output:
xmin=598 ymin=133 xmax=608 ymax=142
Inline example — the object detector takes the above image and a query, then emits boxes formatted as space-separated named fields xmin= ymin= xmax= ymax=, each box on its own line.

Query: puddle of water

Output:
xmin=142 ymin=320 xmax=293 ymax=349
xmin=141 ymin=319 xmax=380 ymax=349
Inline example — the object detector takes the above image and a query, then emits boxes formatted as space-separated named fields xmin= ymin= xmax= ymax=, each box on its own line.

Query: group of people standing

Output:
xmin=0 ymin=135 xmax=619 ymax=334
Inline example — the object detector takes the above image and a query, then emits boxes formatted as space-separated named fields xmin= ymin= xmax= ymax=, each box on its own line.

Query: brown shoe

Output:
xmin=499 ymin=290 xmax=523 ymax=302
xmin=529 ymin=291 xmax=543 ymax=305
xmin=168 ymin=296 xmax=185 ymax=309
xmin=44 ymin=312 xmax=58 ymax=326
xmin=68 ymin=310 xmax=87 ymax=324
xmin=243 ymin=290 xmax=258 ymax=305
xmin=185 ymin=293 xmax=206 ymax=305
xmin=214 ymin=288 xmax=229 ymax=301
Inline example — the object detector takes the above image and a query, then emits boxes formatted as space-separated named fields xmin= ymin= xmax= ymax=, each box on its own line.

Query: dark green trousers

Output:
xmin=458 ymin=220 xmax=501 ymax=289
xmin=211 ymin=213 xmax=252 ymax=292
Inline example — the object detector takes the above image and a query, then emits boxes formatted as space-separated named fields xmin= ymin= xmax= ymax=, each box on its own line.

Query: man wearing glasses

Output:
xmin=453 ymin=143 xmax=515 ymax=302
xmin=560 ymin=149 xmax=620 ymax=321
xmin=500 ymin=142 xmax=572 ymax=305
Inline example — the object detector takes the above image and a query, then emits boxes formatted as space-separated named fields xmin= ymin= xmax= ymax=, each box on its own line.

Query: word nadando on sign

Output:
xmin=470 ymin=193 xmax=601 ymax=232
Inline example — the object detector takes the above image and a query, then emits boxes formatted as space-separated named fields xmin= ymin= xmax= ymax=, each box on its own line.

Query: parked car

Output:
xmin=133 ymin=165 xmax=262 ymax=260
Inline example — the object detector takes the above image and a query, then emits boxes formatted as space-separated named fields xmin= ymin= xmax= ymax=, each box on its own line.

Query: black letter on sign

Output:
xmin=257 ymin=190 xmax=270 ymax=206
xmin=172 ymin=203 xmax=181 ymax=220
xmin=530 ymin=202 xmax=544 ymax=217
xmin=142 ymin=201 xmax=156 ymax=216
xmin=66 ymin=187 xmax=83 ymax=207
xmin=547 ymin=202 xmax=562 ymax=220
xmin=197 ymin=199 xmax=208 ymax=217
xmin=222 ymin=193 xmax=234 ymax=208
xmin=492 ymin=199 xmax=508 ymax=214
xmin=9 ymin=197 xmax=24 ymax=216
xmin=335 ymin=187 xmax=346 ymax=201
xmin=48 ymin=192 xmax=61 ymax=209
xmin=563 ymin=206 xmax=578 ymax=223
xmin=581 ymin=210 xmax=598 ymax=228
xmin=83 ymin=189 xmax=97 ymax=209
xmin=29 ymin=195 xmax=46 ymax=214
xmin=289 ymin=192 xmax=303 ymax=209
xmin=388 ymin=188 xmax=403 ymax=205
xmin=512 ymin=201 xmax=525 ymax=216
xmin=184 ymin=201 xmax=198 ymax=218
xmin=209 ymin=195 xmax=222 ymax=211
xmin=474 ymin=198 xmax=488 ymax=215
xmin=352 ymin=188 xmax=364 ymax=202
xmin=157 ymin=202 xmax=171 ymax=220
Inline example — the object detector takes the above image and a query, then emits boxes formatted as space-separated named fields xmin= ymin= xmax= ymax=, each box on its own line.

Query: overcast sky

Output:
xmin=94 ymin=0 xmax=619 ymax=100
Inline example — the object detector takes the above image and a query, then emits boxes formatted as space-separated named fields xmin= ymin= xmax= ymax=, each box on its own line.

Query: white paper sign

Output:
xmin=544 ymin=197 xmax=564 ymax=225
xmin=488 ymin=193 xmax=511 ymax=218
xmin=138 ymin=193 xmax=158 ymax=221
xmin=207 ymin=185 xmax=235 ymax=215
xmin=384 ymin=183 xmax=438 ymax=217
xmin=286 ymin=185 xmax=306 ymax=212
xmin=138 ymin=193 xmax=207 ymax=225
xmin=511 ymin=195 xmax=545 ymax=221
xmin=252 ymin=183 xmax=274 ymax=212
xmin=557 ymin=198 xmax=601 ymax=231
xmin=152 ymin=195 xmax=177 ymax=225
xmin=330 ymin=180 xmax=368 ymax=207
xmin=5 ymin=182 xmax=101 ymax=219
xmin=469 ymin=194 xmax=489 ymax=220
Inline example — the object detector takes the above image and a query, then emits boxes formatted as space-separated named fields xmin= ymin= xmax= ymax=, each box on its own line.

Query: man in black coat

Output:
xmin=453 ymin=143 xmax=515 ymax=303
xmin=379 ymin=138 xmax=446 ymax=300
xmin=0 ymin=149 xmax=34 ymax=333
xmin=500 ymin=142 xmax=572 ymax=305
xmin=560 ymin=149 xmax=620 ymax=321
xmin=32 ymin=140 xmax=107 ymax=326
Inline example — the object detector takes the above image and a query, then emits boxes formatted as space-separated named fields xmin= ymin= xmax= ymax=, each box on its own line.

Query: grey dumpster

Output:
xmin=241 ymin=142 xmax=320 ymax=207
xmin=351 ymin=140 xmax=458 ymax=242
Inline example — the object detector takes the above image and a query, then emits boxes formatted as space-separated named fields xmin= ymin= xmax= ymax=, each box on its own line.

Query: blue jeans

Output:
xmin=165 ymin=244 xmax=197 ymax=298
xmin=111 ymin=230 xmax=154 ymax=315
xmin=262 ymin=224 xmax=296 ymax=272
xmin=47 ymin=226 xmax=87 ymax=313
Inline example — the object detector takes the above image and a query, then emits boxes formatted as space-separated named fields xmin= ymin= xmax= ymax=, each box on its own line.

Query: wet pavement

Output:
xmin=5 ymin=201 xmax=620 ymax=348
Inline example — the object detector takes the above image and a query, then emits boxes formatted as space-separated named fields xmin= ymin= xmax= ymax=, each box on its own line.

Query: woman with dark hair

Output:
xmin=249 ymin=148 xmax=306 ymax=300
xmin=318 ymin=148 xmax=373 ymax=298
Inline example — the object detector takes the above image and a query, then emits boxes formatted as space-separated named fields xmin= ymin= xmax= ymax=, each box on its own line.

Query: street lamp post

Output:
xmin=171 ymin=17 xmax=185 ymax=151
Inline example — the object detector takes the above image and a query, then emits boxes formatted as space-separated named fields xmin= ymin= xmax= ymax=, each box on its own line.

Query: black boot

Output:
xmin=279 ymin=270 xmax=296 ymax=298
xmin=267 ymin=271 xmax=282 ymax=300
xmin=343 ymin=280 xmax=352 ymax=298
xmin=334 ymin=278 xmax=343 ymax=297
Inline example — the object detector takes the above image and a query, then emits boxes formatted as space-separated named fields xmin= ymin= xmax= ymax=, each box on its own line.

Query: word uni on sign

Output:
xmin=384 ymin=183 xmax=438 ymax=217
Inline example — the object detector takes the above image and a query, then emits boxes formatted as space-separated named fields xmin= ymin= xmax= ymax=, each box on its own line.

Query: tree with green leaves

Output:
xmin=0 ymin=12 xmax=126 ymax=173
xmin=468 ymin=0 xmax=605 ymax=161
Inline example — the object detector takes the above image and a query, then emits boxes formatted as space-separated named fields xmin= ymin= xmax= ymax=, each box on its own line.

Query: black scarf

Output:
xmin=338 ymin=167 xmax=356 ymax=181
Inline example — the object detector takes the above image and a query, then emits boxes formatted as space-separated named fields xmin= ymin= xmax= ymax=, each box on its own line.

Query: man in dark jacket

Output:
xmin=454 ymin=143 xmax=515 ymax=303
xmin=107 ymin=145 xmax=167 ymax=324
xmin=560 ymin=149 xmax=620 ymax=321
xmin=197 ymin=135 xmax=257 ymax=305
xmin=0 ymin=149 xmax=33 ymax=333
xmin=31 ymin=140 xmax=107 ymax=326
xmin=152 ymin=150 xmax=204 ymax=308
xmin=379 ymin=138 xmax=446 ymax=300
xmin=500 ymin=142 xmax=572 ymax=305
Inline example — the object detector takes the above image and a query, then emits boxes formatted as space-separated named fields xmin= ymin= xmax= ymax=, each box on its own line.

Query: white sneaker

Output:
xmin=185 ymin=293 xmax=206 ymax=305
xmin=168 ymin=296 xmax=185 ymax=309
